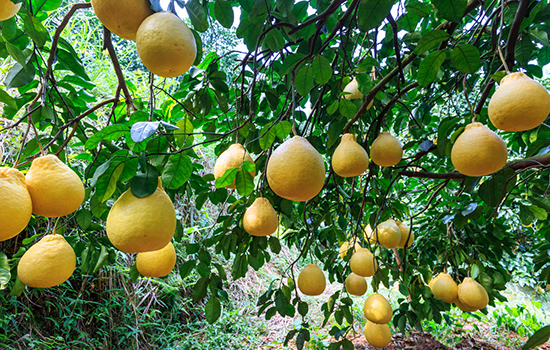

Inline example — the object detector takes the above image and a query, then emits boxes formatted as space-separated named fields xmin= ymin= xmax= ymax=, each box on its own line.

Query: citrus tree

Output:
xmin=1 ymin=0 xmax=550 ymax=348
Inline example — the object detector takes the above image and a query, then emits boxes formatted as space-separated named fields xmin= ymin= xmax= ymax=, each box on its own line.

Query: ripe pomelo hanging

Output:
xmin=363 ymin=293 xmax=393 ymax=324
xmin=91 ymin=0 xmax=153 ymax=40
xmin=106 ymin=179 xmax=176 ymax=253
xmin=451 ymin=122 xmax=507 ymax=177
xmin=26 ymin=155 xmax=85 ymax=218
xmin=297 ymin=264 xmax=326 ymax=296
xmin=0 ymin=0 xmax=21 ymax=21
xmin=372 ymin=219 xmax=401 ymax=249
xmin=345 ymin=273 xmax=367 ymax=296
xmin=136 ymin=11 xmax=197 ymax=78
xmin=243 ymin=197 xmax=279 ymax=236
xmin=343 ymin=78 xmax=374 ymax=109
xmin=0 ymin=168 xmax=32 ymax=241
xmin=267 ymin=136 xmax=325 ymax=202
xmin=364 ymin=321 xmax=392 ymax=348
xmin=136 ymin=242 xmax=177 ymax=277
xmin=339 ymin=240 xmax=361 ymax=259
xmin=457 ymin=277 xmax=489 ymax=310
xmin=214 ymin=143 xmax=254 ymax=189
xmin=332 ymin=133 xmax=369 ymax=177
xmin=429 ymin=273 xmax=458 ymax=303
xmin=350 ymin=248 xmax=377 ymax=277
xmin=370 ymin=132 xmax=402 ymax=167
xmin=488 ymin=72 xmax=550 ymax=131
xmin=17 ymin=234 xmax=76 ymax=288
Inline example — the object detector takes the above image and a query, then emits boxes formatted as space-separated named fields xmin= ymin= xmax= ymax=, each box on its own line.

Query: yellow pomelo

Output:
xmin=363 ymin=224 xmax=373 ymax=240
xmin=343 ymin=79 xmax=374 ymax=109
xmin=395 ymin=221 xmax=414 ymax=249
xmin=17 ymin=234 xmax=76 ymax=288
xmin=364 ymin=321 xmax=392 ymax=349
xmin=372 ymin=219 xmax=401 ymax=249
xmin=451 ymin=122 xmax=508 ymax=177
xmin=429 ymin=273 xmax=458 ymax=303
xmin=339 ymin=241 xmax=361 ymax=259
xmin=455 ymin=298 xmax=478 ymax=312
xmin=136 ymin=11 xmax=196 ymax=78
xmin=91 ymin=0 xmax=153 ymax=40
xmin=345 ymin=273 xmax=367 ymax=296
xmin=0 ymin=0 xmax=21 ymax=21
xmin=136 ymin=241 xmax=176 ymax=277
xmin=332 ymin=133 xmax=369 ymax=177
xmin=214 ymin=143 xmax=254 ymax=189
xmin=488 ymin=72 xmax=550 ymax=131
xmin=106 ymin=179 xmax=176 ymax=253
xmin=370 ymin=132 xmax=402 ymax=167
xmin=298 ymin=264 xmax=326 ymax=296
xmin=350 ymin=248 xmax=378 ymax=277
xmin=0 ymin=168 xmax=32 ymax=241
xmin=266 ymin=136 xmax=326 ymax=202
xmin=243 ymin=197 xmax=279 ymax=236
xmin=26 ymin=155 xmax=85 ymax=218
xmin=364 ymin=293 xmax=393 ymax=324
xmin=458 ymin=277 xmax=489 ymax=310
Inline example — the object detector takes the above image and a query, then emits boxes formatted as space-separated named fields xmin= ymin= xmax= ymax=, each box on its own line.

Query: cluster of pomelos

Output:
xmin=1 ymin=155 xmax=84 ymax=288
xmin=91 ymin=0 xmax=197 ymax=78
xmin=429 ymin=273 xmax=489 ymax=312
xmin=451 ymin=72 xmax=550 ymax=177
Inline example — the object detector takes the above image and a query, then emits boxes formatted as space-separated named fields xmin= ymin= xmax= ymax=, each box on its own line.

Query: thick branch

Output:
xmin=103 ymin=27 xmax=135 ymax=112
xmin=504 ymin=0 xmax=530 ymax=70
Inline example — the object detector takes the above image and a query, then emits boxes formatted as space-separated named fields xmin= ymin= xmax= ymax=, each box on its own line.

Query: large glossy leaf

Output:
xmin=417 ymin=49 xmax=446 ymax=86
xmin=295 ymin=64 xmax=314 ymax=96
xmin=130 ymin=164 xmax=160 ymax=198
xmin=432 ymin=0 xmax=467 ymax=23
xmin=85 ymin=125 xmax=130 ymax=150
xmin=23 ymin=15 xmax=49 ymax=47
xmin=161 ymin=153 xmax=193 ymax=189
xmin=358 ymin=0 xmax=395 ymax=32
xmin=205 ymin=296 xmax=222 ymax=323
xmin=235 ymin=168 xmax=255 ymax=196
xmin=312 ymin=56 xmax=332 ymax=85
xmin=215 ymin=0 xmax=234 ymax=28
xmin=451 ymin=45 xmax=480 ymax=74
xmin=4 ymin=62 xmax=35 ymax=89
xmin=186 ymin=0 xmax=209 ymax=32
xmin=523 ymin=325 xmax=550 ymax=350
xmin=415 ymin=30 xmax=450 ymax=55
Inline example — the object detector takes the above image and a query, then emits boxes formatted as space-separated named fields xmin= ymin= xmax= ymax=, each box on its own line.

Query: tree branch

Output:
xmin=103 ymin=27 xmax=135 ymax=113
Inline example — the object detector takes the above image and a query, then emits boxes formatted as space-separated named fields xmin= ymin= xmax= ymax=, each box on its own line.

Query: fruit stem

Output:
xmin=497 ymin=45 xmax=511 ymax=74
xmin=52 ymin=217 xmax=61 ymax=234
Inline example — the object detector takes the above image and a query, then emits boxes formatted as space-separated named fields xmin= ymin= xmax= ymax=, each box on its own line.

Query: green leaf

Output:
xmin=265 ymin=28 xmax=285 ymax=52
xmin=76 ymin=209 xmax=92 ymax=230
xmin=10 ymin=276 xmax=25 ymax=297
xmin=417 ymin=50 xmax=447 ymax=87
xmin=523 ymin=325 xmax=550 ymax=350
xmin=235 ymin=168 xmax=255 ymax=196
xmin=407 ymin=1 xmax=431 ymax=17
xmin=451 ymin=45 xmax=480 ymax=74
xmin=6 ymin=43 xmax=27 ymax=69
xmin=186 ymin=0 xmax=209 ymax=32
xmin=312 ymin=56 xmax=332 ymax=85
xmin=414 ymin=30 xmax=450 ymax=55
xmin=295 ymin=64 xmax=314 ymax=96
xmin=130 ymin=165 xmax=160 ymax=198
xmin=193 ymin=277 xmax=210 ymax=302
xmin=432 ymin=0 xmax=467 ymax=23
xmin=191 ymin=29 xmax=203 ymax=66
xmin=96 ymin=161 xmax=124 ymax=203
xmin=280 ymin=53 xmax=305 ymax=76
xmin=241 ymin=160 xmax=255 ymax=172
xmin=205 ymin=296 xmax=222 ymax=323
xmin=358 ymin=0 xmax=395 ymax=32
xmin=85 ymin=125 xmax=130 ymax=150
xmin=530 ymin=197 xmax=550 ymax=211
xmin=356 ymin=57 xmax=380 ymax=72
xmin=259 ymin=126 xmax=277 ymax=150
xmin=269 ymin=236 xmax=281 ymax=253
xmin=274 ymin=121 xmax=292 ymax=139
xmin=275 ymin=289 xmax=289 ymax=316
xmin=528 ymin=205 xmax=547 ymax=221
xmin=0 ymin=89 xmax=17 ymax=109
xmin=214 ymin=0 xmax=234 ymax=28
xmin=23 ymin=15 xmax=49 ymax=47
xmin=515 ymin=36 xmax=534 ymax=66
xmin=327 ymin=100 xmax=339 ymax=115
xmin=180 ymin=260 xmax=196 ymax=279
xmin=339 ymin=99 xmax=357 ymax=118
xmin=56 ymin=49 xmax=89 ymax=80
xmin=215 ymin=167 xmax=239 ymax=188
xmin=4 ymin=63 xmax=35 ymax=89
xmin=161 ymin=153 xmax=193 ymax=190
